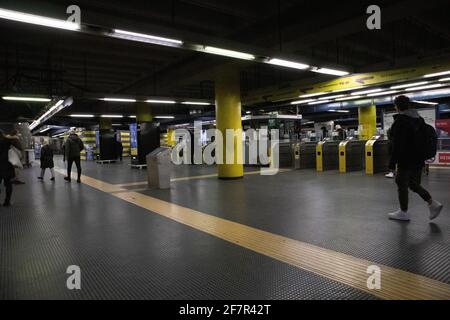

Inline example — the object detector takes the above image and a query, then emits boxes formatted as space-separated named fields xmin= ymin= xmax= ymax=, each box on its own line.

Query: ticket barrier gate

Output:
xmin=316 ymin=141 xmax=340 ymax=171
xmin=299 ymin=142 xmax=317 ymax=169
xmin=339 ymin=139 xmax=367 ymax=173
xmin=365 ymin=136 xmax=390 ymax=175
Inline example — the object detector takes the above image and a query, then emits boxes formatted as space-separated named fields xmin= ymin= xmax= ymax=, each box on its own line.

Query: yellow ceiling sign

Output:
xmin=242 ymin=62 xmax=450 ymax=105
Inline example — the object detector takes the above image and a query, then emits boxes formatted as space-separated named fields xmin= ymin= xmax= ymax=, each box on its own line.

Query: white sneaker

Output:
xmin=388 ymin=210 xmax=410 ymax=221
xmin=429 ymin=200 xmax=443 ymax=221
xmin=385 ymin=172 xmax=395 ymax=179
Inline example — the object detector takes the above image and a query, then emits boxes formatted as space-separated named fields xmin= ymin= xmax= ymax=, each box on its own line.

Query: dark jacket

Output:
xmin=389 ymin=109 xmax=425 ymax=170
xmin=40 ymin=144 xmax=54 ymax=169
xmin=64 ymin=134 xmax=84 ymax=159
xmin=0 ymin=135 xmax=21 ymax=179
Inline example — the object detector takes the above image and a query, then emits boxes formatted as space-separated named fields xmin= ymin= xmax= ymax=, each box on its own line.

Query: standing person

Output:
xmin=64 ymin=131 xmax=84 ymax=183
xmin=38 ymin=141 xmax=55 ymax=181
xmin=0 ymin=130 xmax=21 ymax=207
xmin=388 ymin=95 xmax=443 ymax=221
xmin=116 ymin=140 xmax=123 ymax=162
xmin=8 ymin=130 xmax=25 ymax=185
xmin=385 ymin=127 xmax=395 ymax=179
xmin=335 ymin=125 xmax=346 ymax=141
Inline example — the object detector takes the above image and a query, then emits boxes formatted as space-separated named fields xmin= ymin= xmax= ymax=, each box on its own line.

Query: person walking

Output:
xmin=7 ymin=130 xmax=25 ymax=185
xmin=0 ymin=130 xmax=21 ymax=207
xmin=64 ymin=131 xmax=84 ymax=183
xmin=38 ymin=141 xmax=55 ymax=181
xmin=116 ymin=140 xmax=123 ymax=162
xmin=388 ymin=95 xmax=443 ymax=221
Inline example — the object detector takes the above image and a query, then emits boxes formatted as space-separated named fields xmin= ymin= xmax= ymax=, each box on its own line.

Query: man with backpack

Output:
xmin=388 ymin=95 xmax=443 ymax=221
xmin=64 ymin=131 xmax=84 ymax=183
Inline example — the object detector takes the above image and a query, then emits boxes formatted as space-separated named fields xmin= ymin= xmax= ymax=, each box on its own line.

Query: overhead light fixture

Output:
xmin=299 ymin=92 xmax=328 ymax=98
xmin=29 ymin=99 xmax=67 ymax=130
xmin=155 ymin=116 xmax=175 ymax=119
xmin=101 ymin=98 xmax=136 ymax=102
xmin=203 ymin=46 xmax=255 ymax=61
xmin=367 ymin=90 xmax=399 ymax=97
xmin=291 ymin=99 xmax=316 ymax=104
xmin=38 ymin=127 xmax=51 ymax=133
xmin=246 ymin=111 xmax=251 ymax=114
xmin=0 ymin=8 xmax=80 ymax=31
xmin=439 ymin=77 xmax=450 ymax=82
xmin=312 ymin=68 xmax=349 ymax=76
xmin=70 ymin=114 xmax=95 ymax=118
xmin=328 ymin=109 xmax=350 ymax=113
xmin=412 ymin=100 xmax=438 ymax=106
xmin=2 ymin=96 xmax=51 ymax=102
xmin=390 ymin=81 xmax=429 ymax=89
xmin=309 ymin=100 xmax=331 ymax=105
xmin=424 ymin=70 xmax=450 ymax=78
xmin=145 ymin=99 xmax=176 ymax=104
xmin=319 ymin=94 xmax=346 ymax=100
xmin=335 ymin=96 xmax=363 ymax=101
xmin=351 ymin=88 xmax=382 ymax=95
xmin=129 ymin=115 xmax=137 ymax=118
xmin=112 ymin=29 xmax=183 ymax=47
xmin=405 ymin=84 xmax=443 ymax=91
xmin=101 ymin=115 xmax=123 ymax=118
xmin=181 ymin=101 xmax=211 ymax=105
xmin=268 ymin=58 xmax=309 ymax=70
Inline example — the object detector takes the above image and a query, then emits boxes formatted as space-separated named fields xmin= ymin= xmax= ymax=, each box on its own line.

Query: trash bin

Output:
xmin=146 ymin=147 xmax=172 ymax=189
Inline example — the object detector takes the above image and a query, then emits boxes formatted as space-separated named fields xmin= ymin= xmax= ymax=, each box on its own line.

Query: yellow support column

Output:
xmin=215 ymin=65 xmax=244 ymax=179
xmin=358 ymin=105 xmax=377 ymax=140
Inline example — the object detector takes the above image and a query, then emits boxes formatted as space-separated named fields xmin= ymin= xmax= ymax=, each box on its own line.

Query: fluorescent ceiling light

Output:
xmin=204 ymin=46 xmax=255 ymax=60
xmin=0 ymin=8 xmax=80 ymax=31
xmin=328 ymin=109 xmax=350 ymax=113
xmin=101 ymin=115 xmax=123 ymax=118
xmin=439 ymin=77 xmax=450 ymax=82
xmin=291 ymin=99 xmax=316 ymax=104
xmin=299 ymin=92 xmax=328 ymax=98
xmin=351 ymin=88 xmax=382 ymax=95
xmin=246 ymin=111 xmax=251 ymax=114
xmin=2 ymin=96 xmax=51 ymax=102
xmin=367 ymin=90 xmax=399 ymax=97
xmin=129 ymin=115 xmax=136 ymax=118
xmin=70 ymin=114 xmax=95 ymax=118
xmin=155 ymin=116 xmax=175 ymax=119
xmin=112 ymin=29 xmax=183 ymax=47
xmin=312 ymin=68 xmax=349 ymax=76
xmin=424 ymin=70 xmax=450 ymax=78
xmin=145 ymin=99 xmax=176 ymax=104
xmin=181 ymin=101 xmax=211 ymax=105
xmin=390 ymin=81 xmax=429 ymax=89
xmin=405 ymin=84 xmax=443 ymax=91
xmin=309 ymin=100 xmax=331 ymax=105
xmin=39 ymin=127 xmax=51 ymax=133
xmin=268 ymin=58 xmax=309 ymax=70
xmin=412 ymin=100 xmax=438 ymax=106
xmin=29 ymin=99 xmax=66 ymax=130
xmin=335 ymin=95 xmax=363 ymax=101
xmin=319 ymin=94 xmax=346 ymax=100
xmin=102 ymin=98 xmax=136 ymax=102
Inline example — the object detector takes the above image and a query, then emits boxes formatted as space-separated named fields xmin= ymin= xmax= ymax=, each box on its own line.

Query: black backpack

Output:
xmin=413 ymin=119 xmax=437 ymax=161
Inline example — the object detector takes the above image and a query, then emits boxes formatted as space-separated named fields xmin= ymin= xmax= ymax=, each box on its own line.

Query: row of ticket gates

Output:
xmin=278 ymin=136 xmax=390 ymax=175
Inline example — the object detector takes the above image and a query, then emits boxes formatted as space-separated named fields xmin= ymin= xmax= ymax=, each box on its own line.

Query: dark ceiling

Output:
xmin=1 ymin=0 xmax=450 ymax=125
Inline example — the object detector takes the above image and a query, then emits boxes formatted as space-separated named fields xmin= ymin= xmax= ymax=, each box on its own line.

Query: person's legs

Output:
xmin=50 ymin=168 xmax=55 ymax=180
xmin=408 ymin=168 xmax=432 ymax=204
xmin=74 ymin=157 xmax=82 ymax=182
xmin=38 ymin=168 xmax=45 ymax=180
xmin=66 ymin=158 xmax=74 ymax=181
xmin=3 ymin=177 xmax=13 ymax=206
xmin=389 ymin=167 xmax=411 ymax=221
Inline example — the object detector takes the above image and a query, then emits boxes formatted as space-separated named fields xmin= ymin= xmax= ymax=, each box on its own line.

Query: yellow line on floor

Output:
xmin=54 ymin=168 xmax=450 ymax=300
xmin=115 ymin=168 xmax=292 ymax=187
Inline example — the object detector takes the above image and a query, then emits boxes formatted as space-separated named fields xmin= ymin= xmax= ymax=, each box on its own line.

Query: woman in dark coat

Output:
xmin=0 ymin=129 xmax=20 ymax=206
xmin=38 ymin=142 xmax=55 ymax=181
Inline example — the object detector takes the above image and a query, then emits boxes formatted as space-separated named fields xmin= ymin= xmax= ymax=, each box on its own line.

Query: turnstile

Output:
xmin=316 ymin=140 xmax=340 ymax=171
xmin=339 ymin=139 xmax=367 ymax=172
xmin=365 ymin=136 xmax=390 ymax=175
xmin=298 ymin=142 xmax=317 ymax=169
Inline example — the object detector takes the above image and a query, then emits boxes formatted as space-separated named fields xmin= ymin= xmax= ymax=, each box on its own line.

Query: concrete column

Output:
xmin=215 ymin=65 xmax=244 ymax=179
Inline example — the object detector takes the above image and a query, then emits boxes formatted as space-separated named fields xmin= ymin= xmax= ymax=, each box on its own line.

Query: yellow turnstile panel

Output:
xmin=365 ymin=139 xmax=377 ymax=175
xmin=316 ymin=141 xmax=324 ymax=172
xmin=339 ymin=141 xmax=348 ymax=173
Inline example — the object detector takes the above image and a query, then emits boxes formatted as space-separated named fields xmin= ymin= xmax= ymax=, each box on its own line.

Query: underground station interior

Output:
xmin=0 ymin=0 xmax=449 ymax=306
